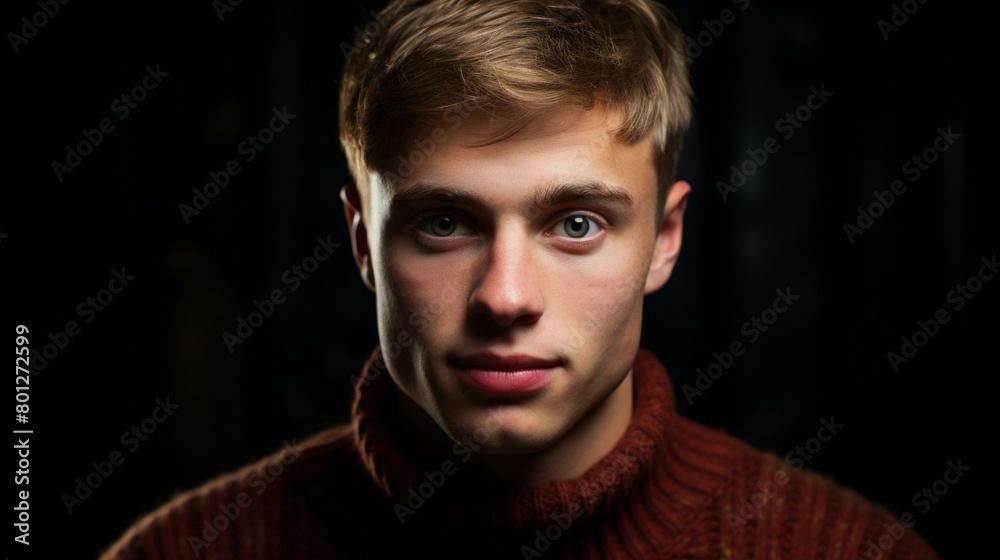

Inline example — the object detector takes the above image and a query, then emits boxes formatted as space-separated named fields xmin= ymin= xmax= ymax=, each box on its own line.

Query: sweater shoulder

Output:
xmin=703 ymin=422 xmax=941 ymax=560
xmin=100 ymin=424 xmax=356 ymax=560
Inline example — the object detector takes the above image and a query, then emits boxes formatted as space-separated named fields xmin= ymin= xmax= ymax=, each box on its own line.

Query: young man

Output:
xmin=104 ymin=1 xmax=941 ymax=558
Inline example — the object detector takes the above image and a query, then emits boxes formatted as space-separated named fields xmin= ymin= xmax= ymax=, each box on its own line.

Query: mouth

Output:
xmin=448 ymin=352 xmax=563 ymax=395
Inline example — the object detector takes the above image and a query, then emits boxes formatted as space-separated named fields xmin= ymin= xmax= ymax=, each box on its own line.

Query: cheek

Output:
xmin=379 ymin=249 xmax=467 ymax=338
xmin=572 ymin=284 xmax=640 ymax=344
xmin=552 ymin=251 xmax=647 ymax=354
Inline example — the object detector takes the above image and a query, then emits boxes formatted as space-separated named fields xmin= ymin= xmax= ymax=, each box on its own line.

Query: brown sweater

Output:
xmin=102 ymin=347 xmax=941 ymax=559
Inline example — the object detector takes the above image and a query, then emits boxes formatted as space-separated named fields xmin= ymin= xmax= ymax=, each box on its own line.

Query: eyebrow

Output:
xmin=531 ymin=181 xmax=635 ymax=211
xmin=391 ymin=183 xmax=486 ymax=207
xmin=391 ymin=181 xmax=635 ymax=212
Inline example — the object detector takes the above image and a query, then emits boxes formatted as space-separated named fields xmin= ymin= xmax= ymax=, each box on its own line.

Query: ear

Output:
xmin=340 ymin=183 xmax=376 ymax=292
xmin=644 ymin=180 xmax=691 ymax=295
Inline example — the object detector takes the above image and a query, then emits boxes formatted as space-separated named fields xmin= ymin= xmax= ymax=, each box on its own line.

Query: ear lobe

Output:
xmin=340 ymin=184 xmax=376 ymax=292
xmin=644 ymin=180 xmax=690 ymax=295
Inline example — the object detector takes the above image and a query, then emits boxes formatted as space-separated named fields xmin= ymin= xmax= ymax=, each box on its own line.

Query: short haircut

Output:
xmin=339 ymin=0 xmax=693 ymax=214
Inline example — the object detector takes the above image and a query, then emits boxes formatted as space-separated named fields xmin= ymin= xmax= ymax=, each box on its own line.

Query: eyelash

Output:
xmin=549 ymin=215 xmax=603 ymax=239
xmin=404 ymin=210 xmax=608 ymax=243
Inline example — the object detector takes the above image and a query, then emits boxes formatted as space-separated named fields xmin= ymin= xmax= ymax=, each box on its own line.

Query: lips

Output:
xmin=449 ymin=352 xmax=562 ymax=395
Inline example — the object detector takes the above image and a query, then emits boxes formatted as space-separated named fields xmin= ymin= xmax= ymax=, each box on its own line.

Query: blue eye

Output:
xmin=418 ymin=214 xmax=469 ymax=237
xmin=555 ymin=215 xmax=601 ymax=239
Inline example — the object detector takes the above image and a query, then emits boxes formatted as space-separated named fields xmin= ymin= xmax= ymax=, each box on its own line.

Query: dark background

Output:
xmin=5 ymin=0 xmax=990 ymax=557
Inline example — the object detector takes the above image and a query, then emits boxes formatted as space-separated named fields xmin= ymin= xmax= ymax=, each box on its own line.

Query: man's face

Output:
xmin=345 ymin=105 xmax=688 ymax=456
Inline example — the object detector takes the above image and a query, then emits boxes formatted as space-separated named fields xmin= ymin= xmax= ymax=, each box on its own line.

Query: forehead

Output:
xmin=370 ymin=104 xmax=658 ymax=209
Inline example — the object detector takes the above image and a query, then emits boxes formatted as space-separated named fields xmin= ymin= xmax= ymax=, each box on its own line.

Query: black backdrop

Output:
xmin=5 ymin=0 xmax=990 ymax=557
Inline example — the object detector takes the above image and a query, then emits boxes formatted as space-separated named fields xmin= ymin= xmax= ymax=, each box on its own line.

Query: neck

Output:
xmin=396 ymin=370 xmax=634 ymax=484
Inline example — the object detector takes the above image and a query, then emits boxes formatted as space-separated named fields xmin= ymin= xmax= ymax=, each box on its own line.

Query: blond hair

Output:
xmin=339 ymin=0 xmax=692 ymax=212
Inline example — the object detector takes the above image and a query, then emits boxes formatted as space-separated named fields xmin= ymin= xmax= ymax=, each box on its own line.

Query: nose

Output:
xmin=468 ymin=225 xmax=544 ymax=327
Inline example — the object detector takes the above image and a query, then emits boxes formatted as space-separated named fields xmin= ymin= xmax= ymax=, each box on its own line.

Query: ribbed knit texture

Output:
xmin=102 ymin=347 xmax=941 ymax=559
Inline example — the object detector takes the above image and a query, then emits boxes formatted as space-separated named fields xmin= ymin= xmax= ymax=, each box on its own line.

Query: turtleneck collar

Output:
xmin=351 ymin=346 xmax=680 ymax=530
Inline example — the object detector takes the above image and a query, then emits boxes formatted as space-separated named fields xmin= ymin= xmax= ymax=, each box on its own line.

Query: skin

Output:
xmin=341 ymin=104 xmax=690 ymax=483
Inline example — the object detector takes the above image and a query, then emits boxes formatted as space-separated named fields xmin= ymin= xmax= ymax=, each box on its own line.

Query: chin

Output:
xmin=437 ymin=400 xmax=572 ymax=454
